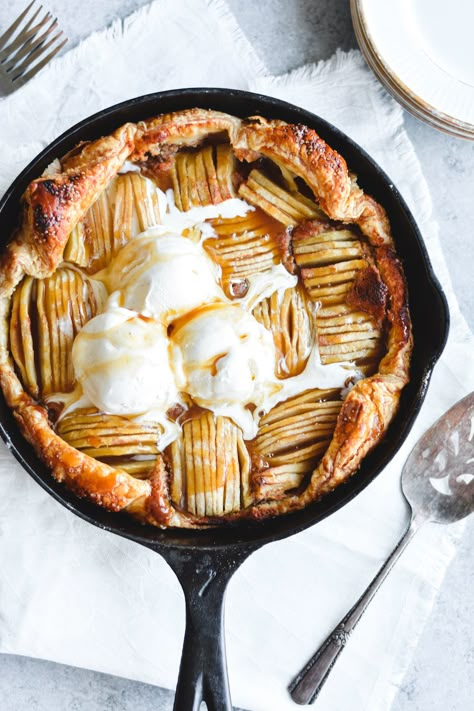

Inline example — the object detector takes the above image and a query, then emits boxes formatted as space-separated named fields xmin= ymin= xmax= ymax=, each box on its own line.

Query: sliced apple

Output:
xmin=252 ymin=388 xmax=342 ymax=500
xmin=253 ymin=284 xmax=313 ymax=377
xmin=57 ymin=408 xmax=160 ymax=478
xmin=169 ymin=411 xmax=251 ymax=517
xmin=64 ymin=173 xmax=163 ymax=273
xmin=238 ymin=169 xmax=323 ymax=226
xmin=204 ymin=207 xmax=283 ymax=297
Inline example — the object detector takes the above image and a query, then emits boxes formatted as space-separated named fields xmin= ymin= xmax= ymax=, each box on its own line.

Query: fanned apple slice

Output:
xmin=238 ymin=169 xmax=323 ymax=226
xmin=64 ymin=173 xmax=163 ymax=273
xmin=45 ymin=272 xmax=62 ymax=394
xmin=315 ymin=306 xmax=382 ymax=374
xmin=204 ymin=207 xmax=283 ymax=297
xmin=57 ymin=408 xmax=161 ymax=478
xmin=215 ymin=144 xmax=237 ymax=200
xmin=294 ymin=226 xmax=366 ymax=305
xmin=171 ymin=144 xmax=237 ymax=210
xmin=9 ymin=276 xmax=38 ymax=397
xmin=9 ymin=268 xmax=102 ymax=398
xmin=252 ymin=284 xmax=314 ymax=377
xmin=293 ymin=221 xmax=386 ymax=374
xmin=252 ymin=388 xmax=342 ymax=501
xmin=169 ymin=411 xmax=251 ymax=517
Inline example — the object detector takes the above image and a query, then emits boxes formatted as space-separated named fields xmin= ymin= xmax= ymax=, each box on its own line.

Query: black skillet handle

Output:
xmin=165 ymin=545 xmax=256 ymax=711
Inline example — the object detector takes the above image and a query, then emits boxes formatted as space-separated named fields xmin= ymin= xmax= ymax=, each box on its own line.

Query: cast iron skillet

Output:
xmin=0 ymin=89 xmax=449 ymax=710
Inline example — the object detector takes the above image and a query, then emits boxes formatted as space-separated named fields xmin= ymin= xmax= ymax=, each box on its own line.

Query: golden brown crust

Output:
xmin=14 ymin=399 xmax=150 ymax=511
xmin=133 ymin=108 xmax=242 ymax=164
xmin=346 ymin=264 xmax=388 ymax=325
xmin=233 ymin=118 xmax=393 ymax=245
xmin=17 ymin=124 xmax=136 ymax=278
xmin=0 ymin=109 xmax=413 ymax=528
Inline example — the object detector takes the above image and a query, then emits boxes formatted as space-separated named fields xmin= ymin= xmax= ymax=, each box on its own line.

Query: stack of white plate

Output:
xmin=351 ymin=0 xmax=474 ymax=139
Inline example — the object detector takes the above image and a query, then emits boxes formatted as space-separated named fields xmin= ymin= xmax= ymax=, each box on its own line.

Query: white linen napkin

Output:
xmin=0 ymin=2 xmax=472 ymax=711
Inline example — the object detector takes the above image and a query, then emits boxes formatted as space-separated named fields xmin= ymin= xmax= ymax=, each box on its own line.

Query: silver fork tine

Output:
xmin=0 ymin=3 xmax=68 ymax=91
xmin=0 ymin=1 xmax=36 ymax=51
xmin=14 ymin=35 xmax=67 ymax=84
xmin=11 ymin=29 xmax=63 ymax=81
xmin=3 ymin=18 xmax=58 ymax=72
xmin=0 ymin=11 xmax=52 ymax=62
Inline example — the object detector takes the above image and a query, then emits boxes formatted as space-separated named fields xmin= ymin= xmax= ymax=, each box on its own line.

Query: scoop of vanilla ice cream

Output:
xmin=102 ymin=230 xmax=225 ymax=323
xmin=72 ymin=305 xmax=177 ymax=415
xmin=171 ymin=303 xmax=277 ymax=410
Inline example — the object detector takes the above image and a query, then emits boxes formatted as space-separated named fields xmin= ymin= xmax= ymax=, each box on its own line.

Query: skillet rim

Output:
xmin=0 ymin=87 xmax=449 ymax=550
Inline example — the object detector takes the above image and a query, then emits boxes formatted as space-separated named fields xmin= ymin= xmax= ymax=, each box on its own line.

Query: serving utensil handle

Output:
xmin=166 ymin=546 xmax=254 ymax=711
xmin=289 ymin=513 xmax=423 ymax=705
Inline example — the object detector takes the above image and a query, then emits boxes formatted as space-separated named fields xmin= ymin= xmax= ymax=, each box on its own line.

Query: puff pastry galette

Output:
xmin=0 ymin=109 xmax=412 ymax=527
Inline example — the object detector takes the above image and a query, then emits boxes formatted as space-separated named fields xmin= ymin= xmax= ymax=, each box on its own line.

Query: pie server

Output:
xmin=290 ymin=390 xmax=474 ymax=704
xmin=0 ymin=89 xmax=449 ymax=710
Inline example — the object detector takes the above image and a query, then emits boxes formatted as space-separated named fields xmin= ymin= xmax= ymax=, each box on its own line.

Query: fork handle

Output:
xmin=289 ymin=513 xmax=423 ymax=705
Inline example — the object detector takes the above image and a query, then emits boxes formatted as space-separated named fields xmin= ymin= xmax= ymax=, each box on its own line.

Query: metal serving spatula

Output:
xmin=290 ymin=391 xmax=474 ymax=705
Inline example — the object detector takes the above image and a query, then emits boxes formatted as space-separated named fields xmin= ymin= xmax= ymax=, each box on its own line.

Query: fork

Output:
xmin=0 ymin=1 xmax=67 ymax=94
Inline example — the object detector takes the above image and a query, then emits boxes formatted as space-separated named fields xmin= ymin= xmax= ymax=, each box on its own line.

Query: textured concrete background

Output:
xmin=0 ymin=1 xmax=473 ymax=709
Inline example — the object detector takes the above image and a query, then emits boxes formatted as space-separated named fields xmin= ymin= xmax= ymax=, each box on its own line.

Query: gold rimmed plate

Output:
xmin=351 ymin=0 xmax=474 ymax=139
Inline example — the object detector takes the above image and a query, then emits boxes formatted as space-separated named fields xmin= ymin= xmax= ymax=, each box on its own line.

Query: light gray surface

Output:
xmin=0 ymin=1 xmax=472 ymax=709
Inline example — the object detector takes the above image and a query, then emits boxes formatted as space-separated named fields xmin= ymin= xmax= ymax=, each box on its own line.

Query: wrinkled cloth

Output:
xmin=0 ymin=2 xmax=472 ymax=710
